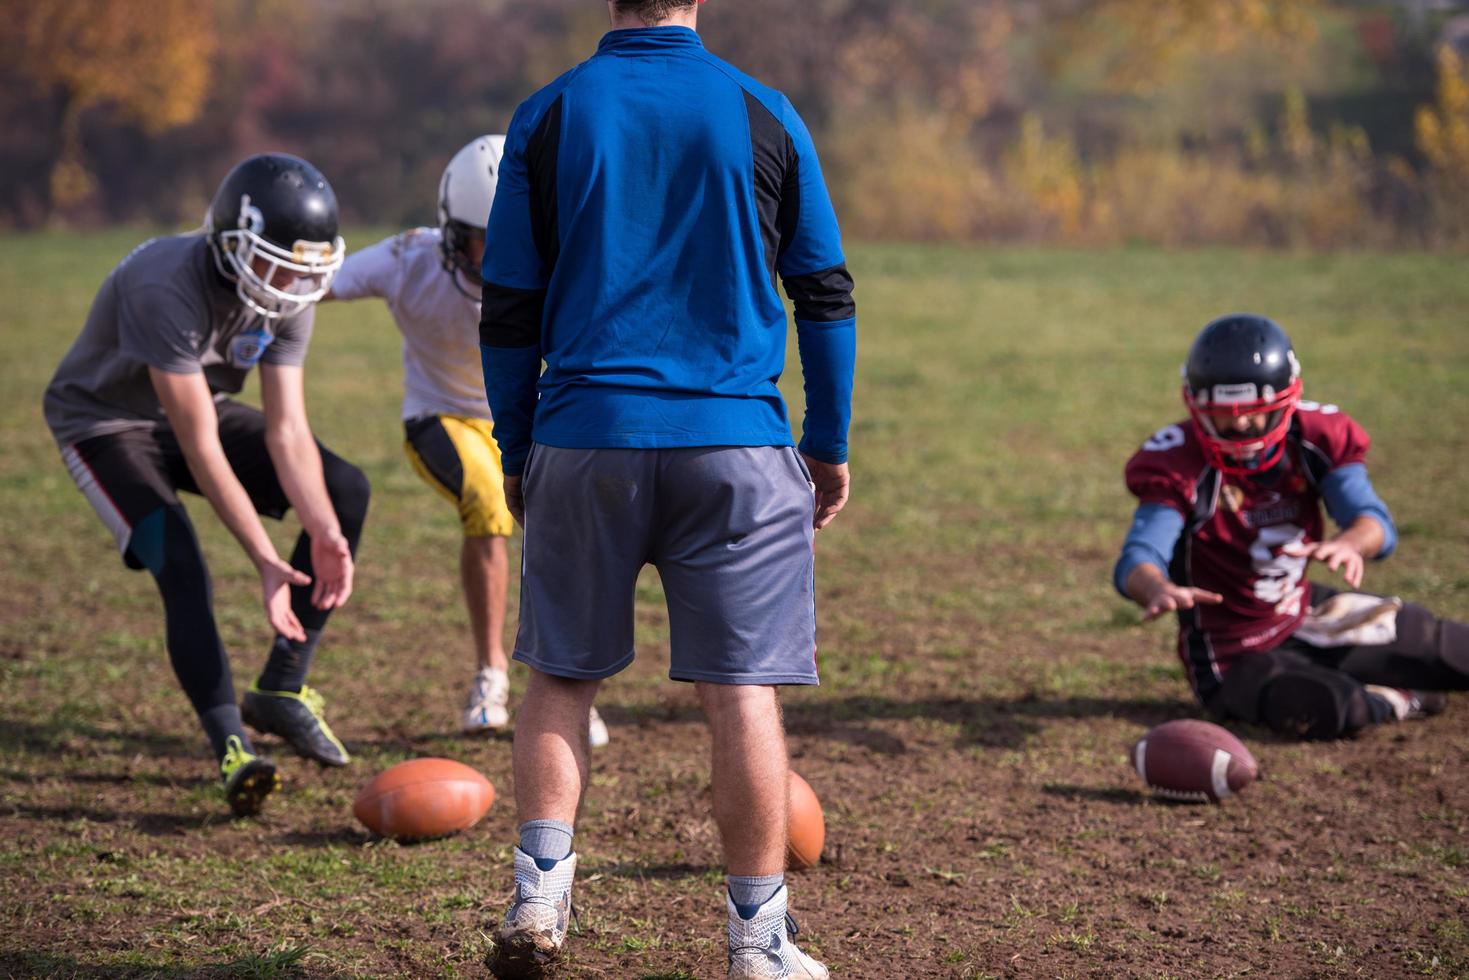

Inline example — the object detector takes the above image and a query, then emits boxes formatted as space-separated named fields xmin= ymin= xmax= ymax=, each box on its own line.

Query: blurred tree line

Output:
xmin=3 ymin=0 xmax=1469 ymax=247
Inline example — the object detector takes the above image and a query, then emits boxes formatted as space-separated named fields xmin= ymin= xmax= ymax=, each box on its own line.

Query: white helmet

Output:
xmin=438 ymin=135 xmax=505 ymax=297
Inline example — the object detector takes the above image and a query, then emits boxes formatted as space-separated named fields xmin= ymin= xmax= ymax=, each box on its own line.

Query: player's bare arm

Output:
xmin=149 ymin=366 xmax=311 ymax=640
xmin=1124 ymin=561 xmax=1224 ymax=622
xmin=260 ymin=362 xmax=354 ymax=611
xmin=1283 ymin=514 xmax=1385 ymax=590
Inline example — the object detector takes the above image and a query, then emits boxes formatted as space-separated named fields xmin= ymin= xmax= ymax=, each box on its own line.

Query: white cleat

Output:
xmin=464 ymin=667 xmax=510 ymax=734
xmin=487 ymin=848 xmax=577 ymax=979
xmin=588 ymin=704 xmax=610 ymax=749
xmin=1365 ymin=685 xmax=1447 ymax=722
xmin=727 ymin=886 xmax=828 ymax=979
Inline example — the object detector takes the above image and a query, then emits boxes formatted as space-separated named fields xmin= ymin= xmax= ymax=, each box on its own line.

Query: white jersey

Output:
xmin=332 ymin=228 xmax=489 ymax=421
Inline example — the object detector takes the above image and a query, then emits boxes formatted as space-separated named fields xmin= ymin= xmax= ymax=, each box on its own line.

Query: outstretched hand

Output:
xmin=309 ymin=529 xmax=355 ymax=610
xmin=1141 ymin=580 xmax=1224 ymax=622
xmin=1283 ymin=538 xmax=1364 ymax=589
xmin=259 ymin=556 xmax=311 ymax=642
xmin=801 ymin=456 xmax=850 ymax=530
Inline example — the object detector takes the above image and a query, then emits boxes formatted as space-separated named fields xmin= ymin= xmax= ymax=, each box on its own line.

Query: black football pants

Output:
xmin=1209 ymin=584 xmax=1469 ymax=740
xmin=65 ymin=400 xmax=370 ymax=721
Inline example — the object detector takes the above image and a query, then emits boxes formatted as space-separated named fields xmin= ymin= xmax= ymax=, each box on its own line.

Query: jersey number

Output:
xmin=1250 ymin=523 xmax=1308 ymax=612
xmin=1143 ymin=424 xmax=1186 ymax=452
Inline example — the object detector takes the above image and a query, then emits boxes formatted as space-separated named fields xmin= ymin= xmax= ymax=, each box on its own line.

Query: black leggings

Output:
xmin=1210 ymin=584 xmax=1469 ymax=739
xmin=67 ymin=401 xmax=370 ymax=718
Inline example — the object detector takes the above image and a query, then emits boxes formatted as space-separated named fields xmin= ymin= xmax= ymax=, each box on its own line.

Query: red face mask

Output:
xmin=1182 ymin=376 xmax=1302 ymax=475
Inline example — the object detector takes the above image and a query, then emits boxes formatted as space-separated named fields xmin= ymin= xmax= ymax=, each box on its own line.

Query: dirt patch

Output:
xmin=2 ymin=620 xmax=1466 ymax=978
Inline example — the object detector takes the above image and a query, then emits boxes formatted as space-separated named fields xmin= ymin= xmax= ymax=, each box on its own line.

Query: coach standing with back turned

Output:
xmin=478 ymin=1 xmax=855 ymax=977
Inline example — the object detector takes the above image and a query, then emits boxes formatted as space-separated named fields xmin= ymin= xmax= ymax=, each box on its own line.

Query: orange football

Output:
xmin=787 ymin=771 xmax=825 ymax=870
xmin=353 ymin=758 xmax=495 ymax=841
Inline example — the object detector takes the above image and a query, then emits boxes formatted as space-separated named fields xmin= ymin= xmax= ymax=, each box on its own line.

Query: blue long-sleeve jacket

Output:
xmin=479 ymin=27 xmax=856 ymax=475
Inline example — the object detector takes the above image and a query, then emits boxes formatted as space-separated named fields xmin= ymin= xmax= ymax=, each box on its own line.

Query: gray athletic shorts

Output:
xmin=514 ymin=445 xmax=819 ymax=685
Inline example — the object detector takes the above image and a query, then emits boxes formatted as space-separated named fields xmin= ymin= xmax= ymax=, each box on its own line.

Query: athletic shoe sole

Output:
xmin=486 ymin=930 xmax=562 ymax=979
xmin=225 ymin=758 xmax=280 ymax=817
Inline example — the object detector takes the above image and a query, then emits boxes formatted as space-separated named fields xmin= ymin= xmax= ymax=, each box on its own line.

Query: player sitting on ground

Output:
xmin=1114 ymin=314 xmax=1469 ymax=739
xmin=42 ymin=153 xmax=368 ymax=816
xmin=327 ymin=136 xmax=607 ymax=745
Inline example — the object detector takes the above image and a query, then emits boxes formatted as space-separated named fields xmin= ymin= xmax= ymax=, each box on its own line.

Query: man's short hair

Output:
xmin=613 ymin=0 xmax=697 ymax=23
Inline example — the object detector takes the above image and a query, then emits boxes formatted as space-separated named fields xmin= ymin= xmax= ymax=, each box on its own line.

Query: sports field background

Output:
xmin=1 ymin=231 xmax=1467 ymax=977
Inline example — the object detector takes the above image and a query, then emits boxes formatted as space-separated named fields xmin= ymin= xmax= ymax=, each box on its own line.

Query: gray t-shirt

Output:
xmin=43 ymin=234 xmax=314 ymax=446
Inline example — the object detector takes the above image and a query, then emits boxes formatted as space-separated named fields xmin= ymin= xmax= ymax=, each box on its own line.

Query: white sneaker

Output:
xmin=487 ymin=848 xmax=577 ymax=978
xmin=727 ymin=885 xmax=828 ymax=979
xmin=1365 ymin=685 xmax=1447 ymax=722
xmin=464 ymin=667 xmax=510 ymax=733
xmin=588 ymin=705 xmax=610 ymax=749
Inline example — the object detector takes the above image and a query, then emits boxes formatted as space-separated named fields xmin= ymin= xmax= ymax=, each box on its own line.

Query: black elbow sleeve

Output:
xmin=479 ymin=283 xmax=547 ymax=348
xmin=783 ymin=264 xmax=855 ymax=322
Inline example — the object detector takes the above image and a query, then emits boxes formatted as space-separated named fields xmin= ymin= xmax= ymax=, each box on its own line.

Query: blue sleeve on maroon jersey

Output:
xmin=1113 ymin=503 xmax=1186 ymax=598
xmin=1321 ymin=462 xmax=1397 ymax=559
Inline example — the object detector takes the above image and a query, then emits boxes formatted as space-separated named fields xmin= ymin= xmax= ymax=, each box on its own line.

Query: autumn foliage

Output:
xmin=1415 ymin=46 xmax=1469 ymax=243
xmin=0 ymin=0 xmax=1467 ymax=248
xmin=8 ymin=0 xmax=216 ymax=209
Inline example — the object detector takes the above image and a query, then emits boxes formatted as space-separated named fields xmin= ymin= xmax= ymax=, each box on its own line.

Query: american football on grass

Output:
xmin=353 ymin=757 xmax=495 ymax=841
xmin=1131 ymin=719 xmax=1258 ymax=803
xmin=787 ymin=771 xmax=826 ymax=870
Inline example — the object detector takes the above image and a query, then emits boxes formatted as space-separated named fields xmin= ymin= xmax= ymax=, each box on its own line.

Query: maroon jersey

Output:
xmin=1124 ymin=403 xmax=1370 ymax=698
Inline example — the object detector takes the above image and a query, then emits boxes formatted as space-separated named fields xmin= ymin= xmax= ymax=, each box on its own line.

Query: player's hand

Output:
xmin=1142 ymin=581 xmax=1224 ymax=622
xmin=505 ymin=474 xmax=525 ymax=528
xmin=801 ymin=456 xmax=849 ymax=530
xmin=309 ymin=529 xmax=355 ymax=610
xmin=258 ymin=556 xmax=311 ymax=642
xmin=1283 ymin=539 xmax=1364 ymax=589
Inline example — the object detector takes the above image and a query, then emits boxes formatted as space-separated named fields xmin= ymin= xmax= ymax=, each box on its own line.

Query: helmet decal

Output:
xmin=291 ymin=239 xmax=338 ymax=264
xmin=237 ymin=194 xmax=265 ymax=234
xmin=1202 ymin=383 xmax=1260 ymax=406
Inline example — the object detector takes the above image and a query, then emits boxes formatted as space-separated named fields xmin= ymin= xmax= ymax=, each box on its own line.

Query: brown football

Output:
xmin=1131 ymin=719 xmax=1258 ymax=804
xmin=353 ymin=758 xmax=495 ymax=841
xmin=787 ymin=771 xmax=826 ymax=870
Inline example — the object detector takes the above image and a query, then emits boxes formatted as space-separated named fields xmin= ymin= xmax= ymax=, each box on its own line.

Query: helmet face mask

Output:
xmin=440 ymin=218 xmax=486 ymax=297
xmin=1184 ymin=375 xmax=1302 ymax=473
xmin=438 ymin=135 xmax=505 ymax=299
xmin=206 ymin=154 xmax=345 ymax=320
xmin=213 ymin=211 xmax=344 ymax=319
xmin=1181 ymin=314 xmax=1302 ymax=475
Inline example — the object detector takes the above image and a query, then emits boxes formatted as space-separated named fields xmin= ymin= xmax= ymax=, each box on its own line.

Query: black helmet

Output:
xmin=1182 ymin=314 xmax=1303 ymax=474
xmin=206 ymin=153 xmax=345 ymax=319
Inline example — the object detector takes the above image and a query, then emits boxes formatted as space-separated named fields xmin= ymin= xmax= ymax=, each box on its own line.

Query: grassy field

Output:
xmin=1 ymin=230 xmax=1467 ymax=978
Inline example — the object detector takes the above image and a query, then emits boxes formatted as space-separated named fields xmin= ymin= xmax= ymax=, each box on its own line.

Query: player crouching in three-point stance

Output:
xmin=1115 ymin=314 xmax=1468 ymax=740
xmin=328 ymin=136 xmax=607 ymax=745
xmin=481 ymin=1 xmax=854 ymax=976
xmin=43 ymin=154 xmax=369 ymax=816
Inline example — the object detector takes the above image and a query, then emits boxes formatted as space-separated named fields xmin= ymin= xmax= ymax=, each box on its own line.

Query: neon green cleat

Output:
xmin=242 ymin=683 xmax=351 ymax=767
xmin=220 ymin=735 xmax=280 ymax=817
